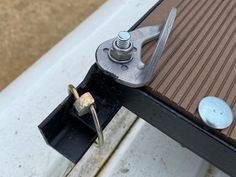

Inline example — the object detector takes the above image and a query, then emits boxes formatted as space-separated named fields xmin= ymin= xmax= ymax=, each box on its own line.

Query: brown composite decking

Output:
xmin=138 ymin=0 xmax=236 ymax=145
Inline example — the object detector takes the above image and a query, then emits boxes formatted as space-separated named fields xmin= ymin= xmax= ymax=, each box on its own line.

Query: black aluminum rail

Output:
xmin=39 ymin=64 xmax=236 ymax=176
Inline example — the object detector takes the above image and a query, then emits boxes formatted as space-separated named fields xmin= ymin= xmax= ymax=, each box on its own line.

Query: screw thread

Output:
xmin=116 ymin=31 xmax=131 ymax=49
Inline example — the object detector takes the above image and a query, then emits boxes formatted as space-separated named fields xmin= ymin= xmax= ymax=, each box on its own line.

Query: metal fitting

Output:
xmin=109 ymin=31 xmax=133 ymax=63
xmin=198 ymin=96 xmax=233 ymax=129
xmin=117 ymin=31 xmax=131 ymax=49
xmin=96 ymin=8 xmax=177 ymax=87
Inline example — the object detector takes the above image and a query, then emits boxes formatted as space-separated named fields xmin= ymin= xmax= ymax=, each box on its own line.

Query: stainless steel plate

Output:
xmin=198 ymin=96 xmax=233 ymax=129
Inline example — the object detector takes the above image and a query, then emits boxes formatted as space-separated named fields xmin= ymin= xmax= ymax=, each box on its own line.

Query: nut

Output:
xmin=74 ymin=92 xmax=95 ymax=116
xmin=109 ymin=40 xmax=133 ymax=63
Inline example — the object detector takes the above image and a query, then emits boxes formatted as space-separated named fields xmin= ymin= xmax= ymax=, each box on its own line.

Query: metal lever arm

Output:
xmin=142 ymin=8 xmax=176 ymax=84
xmin=96 ymin=8 xmax=176 ymax=87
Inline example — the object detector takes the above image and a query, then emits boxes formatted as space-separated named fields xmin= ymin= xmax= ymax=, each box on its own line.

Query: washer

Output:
xmin=198 ymin=96 xmax=233 ymax=129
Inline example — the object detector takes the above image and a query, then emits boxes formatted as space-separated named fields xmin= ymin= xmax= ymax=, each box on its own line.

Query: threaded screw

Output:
xmin=116 ymin=31 xmax=131 ymax=49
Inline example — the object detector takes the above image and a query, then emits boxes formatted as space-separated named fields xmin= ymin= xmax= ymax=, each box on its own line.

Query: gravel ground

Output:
xmin=0 ymin=0 xmax=105 ymax=90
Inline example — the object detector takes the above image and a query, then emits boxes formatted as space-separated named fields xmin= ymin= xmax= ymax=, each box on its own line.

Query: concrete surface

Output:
xmin=0 ymin=0 xmax=105 ymax=90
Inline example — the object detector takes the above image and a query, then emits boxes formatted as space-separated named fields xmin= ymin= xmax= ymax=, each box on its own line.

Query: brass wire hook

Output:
xmin=68 ymin=84 xmax=104 ymax=146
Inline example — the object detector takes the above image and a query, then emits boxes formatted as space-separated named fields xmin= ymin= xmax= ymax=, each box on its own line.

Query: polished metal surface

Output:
xmin=198 ymin=96 xmax=233 ymax=129
xmin=96 ymin=8 xmax=177 ymax=88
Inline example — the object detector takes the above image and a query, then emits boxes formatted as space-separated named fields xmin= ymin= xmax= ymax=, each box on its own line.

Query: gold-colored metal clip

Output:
xmin=68 ymin=84 xmax=104 ymax=146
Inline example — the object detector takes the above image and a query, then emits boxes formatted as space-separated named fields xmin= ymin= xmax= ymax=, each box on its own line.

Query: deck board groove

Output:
xmin=183 ymin=6 xmax=236 ymax=110
xmin=167 ymin=0 xmax=233 ymax=104
xmin=151 ymin=0 xmax=220 ymax=90
xmin=137 ymin=0 xmax=236 ymax=144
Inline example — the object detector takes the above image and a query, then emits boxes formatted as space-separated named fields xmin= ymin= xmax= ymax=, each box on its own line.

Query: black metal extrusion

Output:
xmin=39 ymin=64 xmax=236 ymax=177
xmin=39 ymin=65 xmax=122 ymax=163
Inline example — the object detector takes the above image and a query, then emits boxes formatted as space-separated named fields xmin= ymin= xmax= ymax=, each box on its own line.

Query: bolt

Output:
xmin=116 ymin=31 xmax=131 ymax=49
xmin=108 ymin=31 xmax=133 ymax=63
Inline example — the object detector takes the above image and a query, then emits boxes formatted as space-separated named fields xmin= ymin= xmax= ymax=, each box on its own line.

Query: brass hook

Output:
xmin=68 ymin=84 xmax=80 ymax=99
xmin=68 ymin=84 xmax=104 ymax=147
